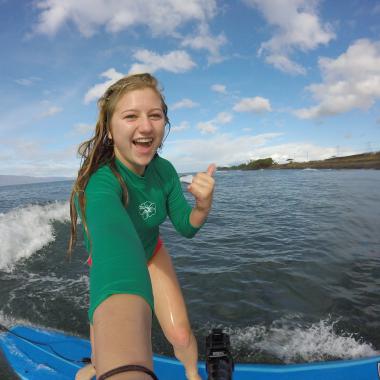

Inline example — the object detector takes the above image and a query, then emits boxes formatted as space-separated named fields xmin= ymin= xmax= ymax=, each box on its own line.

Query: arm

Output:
xmin=188 ymin=164 xmax=216 ymax=228
xmin=165 ymin=161 xmax=215 ymax=236
xmin=83 ymin=168 xmax=154 ymax=322
xmin=85 ymin=170 xmax=146 ymax=263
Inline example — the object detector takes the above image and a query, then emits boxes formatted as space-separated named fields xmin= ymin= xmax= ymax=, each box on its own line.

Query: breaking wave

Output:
xmin=0 ymin=202 xmax=70 ymax=270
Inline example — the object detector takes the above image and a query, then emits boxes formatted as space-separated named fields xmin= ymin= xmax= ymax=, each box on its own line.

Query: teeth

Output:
xmin=134 ymin=138 xmax=153 ymax=143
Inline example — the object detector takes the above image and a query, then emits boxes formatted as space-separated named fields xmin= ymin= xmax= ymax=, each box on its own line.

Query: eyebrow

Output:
xmin=120 ymin=107 xmax=163 ymax=115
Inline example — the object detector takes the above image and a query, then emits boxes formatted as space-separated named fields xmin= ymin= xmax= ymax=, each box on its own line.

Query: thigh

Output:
xmin=148 ymin=244 xmax=191 ymax=335
xmin=92 ymin=294 xmax=153 ymax=377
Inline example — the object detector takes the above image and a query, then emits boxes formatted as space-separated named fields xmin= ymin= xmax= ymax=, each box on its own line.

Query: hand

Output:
xmin=188 ymin=164 xmax=216 ymax=213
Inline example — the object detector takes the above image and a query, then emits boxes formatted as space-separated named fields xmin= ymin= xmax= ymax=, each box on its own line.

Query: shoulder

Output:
xmin=150 ymin=156 xmax=182 ymax=197
xmin=85 ymin=164 xmax=122 ymax=197
xmin=151 ymin=155 xmax=178 ymax=179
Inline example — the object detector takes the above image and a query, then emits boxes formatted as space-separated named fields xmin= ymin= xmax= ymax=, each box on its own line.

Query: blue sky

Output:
xmin=1 ymin=0 xmax=380 ymax=176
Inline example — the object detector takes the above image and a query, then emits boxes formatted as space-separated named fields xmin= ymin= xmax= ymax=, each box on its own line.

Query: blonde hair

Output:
xmin=68 ymin=73 xmax=169 ymax=257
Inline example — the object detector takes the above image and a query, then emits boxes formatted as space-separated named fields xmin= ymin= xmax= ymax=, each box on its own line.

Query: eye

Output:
xmin=124 ymin=114 xmax=137 ymax=120
xmin=150 ymin=113 xmax=163 ymax=120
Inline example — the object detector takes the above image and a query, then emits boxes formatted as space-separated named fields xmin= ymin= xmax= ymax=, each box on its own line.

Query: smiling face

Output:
xmin=109 ymin=87 xmax=166 ymax=175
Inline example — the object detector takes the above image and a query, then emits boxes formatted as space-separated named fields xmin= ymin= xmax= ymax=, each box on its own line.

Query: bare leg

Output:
xmin=75 ymin=362 xmax=96 ymax=380
xmin=148 ymin=245 xmax=201 ymax=380
xmin=75 ymin=325 xmax=96 ymax=380
xmin=92 ymin=293 xmax=153 ymax=380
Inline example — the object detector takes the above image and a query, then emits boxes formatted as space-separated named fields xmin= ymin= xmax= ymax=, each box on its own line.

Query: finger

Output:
xmin=192 ymin=173 xmax=214 ymax=187
xmin=188 ymin=179 xmax=214 ymax=198
xmin=206 ymin=163 xmax=216 ymax=177
xmin=188 ymin=183 xmax=207 ymax=197
xmin=188 ymin=183 xmax=207 ymax=200
xmin=190 ymin=178 xmax=214 ymax=194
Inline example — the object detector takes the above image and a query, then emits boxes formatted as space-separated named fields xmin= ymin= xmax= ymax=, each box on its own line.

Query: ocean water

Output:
xmin=0 ymin=169 xmax=379 ymax=378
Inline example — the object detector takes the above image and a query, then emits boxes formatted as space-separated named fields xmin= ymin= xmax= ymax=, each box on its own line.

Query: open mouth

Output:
xmin=132 ymin=137 xmax=154 ymax=147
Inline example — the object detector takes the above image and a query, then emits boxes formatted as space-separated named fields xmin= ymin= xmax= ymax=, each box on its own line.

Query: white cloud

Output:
xmin=266 ymin=142 xmax=337 ymax=163
xmin=215 ymin=112 xmax=233 ymax=124
xmin=294 ymin=39 xmax=380 ymax=119
xmin=265 ymin=142 xmax=359 ymax=164
xmin=15 ymin=77 xmax=41 ymax=86
xmin=3 ymin=140 xmax=43 ymax=161
xmin=85 ymin=53 xmax=196 ymax=105
xmin=0 ymin=100 xmax=66 ymax=133
xmin=165 ymin=132 xmax=282 ymax=171
xmin=0 ymin=138 xmax=79 ymax=177
xmin=15 ymin=78 xmax=34 ymax=86
xmin=73 ymin=123 xmax=94 ymax=135
xmin=40 ymin=105 xmax=63 ymax=118
xmin=211 ymin=84 xmax=227 ymax=94
xmin=373 ymin=3 xmax=380 ymax=14
xmin=164 ymin=134 xmax=359 ymax=173
xmin=32 ymin=0 xmax=217 ymax=37
xmin=0 ymin=159 xmax=78 ymax=177
xmin=129 ymin=49 xmax=196 ymax=74
xmin=172 ymin=98 xmax=199 ymax=110
xmin=265 ymin=54 xmax=306 ymax=75
xmin=181 ymin=24 xmax=227 ymax=64
xmin=233 ymin=97 xmax=272 ymax=113
xmin=244 ymin=0 xmax=335 ymax=74
xmin=197 ymin=121 xmax=218 ymax=134
xmin=171 ymin=121 xmax=190 ymax=133
xmin=197 ymin=112 xmax=233 ymax=134
xmin=84 ymin=68 xmax=124 ymax=104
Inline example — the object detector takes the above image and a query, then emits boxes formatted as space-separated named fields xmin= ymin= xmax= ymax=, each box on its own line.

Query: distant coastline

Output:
xmin=218 ymin=151 xmax=380 ymax=171
xmin=1 ymin=152 xmax=379 ymax=187
xmin=0 ymin=175 xmax=73 ymax=187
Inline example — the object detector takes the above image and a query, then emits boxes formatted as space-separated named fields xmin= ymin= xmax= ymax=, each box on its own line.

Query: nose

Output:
xmin=138 ymin=114 xmax=154 ymax=133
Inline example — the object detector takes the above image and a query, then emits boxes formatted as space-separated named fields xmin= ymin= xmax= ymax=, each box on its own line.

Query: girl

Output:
xmin=69 ymin=73 xmax=215 ymax=380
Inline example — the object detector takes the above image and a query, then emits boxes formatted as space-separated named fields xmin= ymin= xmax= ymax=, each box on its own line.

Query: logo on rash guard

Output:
xmin=139 ymin=201 xmax=156 ymax=220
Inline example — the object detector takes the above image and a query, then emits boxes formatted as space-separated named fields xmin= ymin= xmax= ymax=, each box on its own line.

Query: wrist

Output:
xmin=190 ymin=206 xmax=210 ymax=228
xmin=195 ymin=204 xmax=211 ymax=214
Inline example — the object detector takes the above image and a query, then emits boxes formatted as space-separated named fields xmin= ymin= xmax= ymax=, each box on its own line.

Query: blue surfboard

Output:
xmin=1 ymin=325 xmax=380 ymax=379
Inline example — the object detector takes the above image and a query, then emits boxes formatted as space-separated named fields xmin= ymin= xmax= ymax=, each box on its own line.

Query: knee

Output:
xmin=166 ymin=326 xmax=192 ymax=349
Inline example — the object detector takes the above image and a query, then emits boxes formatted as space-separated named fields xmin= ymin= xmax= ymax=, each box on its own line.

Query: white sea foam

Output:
xmin=227 ymin=318 xmax=378 ymax=363
xmin=180 ymin=175 xmax=193 ymax=184
xmin=0 ymin=202 xmax=70 ymax=270
xmin=0 ymin=310 xmax=32 ymax=330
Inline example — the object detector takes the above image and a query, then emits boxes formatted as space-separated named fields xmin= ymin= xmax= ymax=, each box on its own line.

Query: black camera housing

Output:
xmin=206 ymin=329 xmax=234 ymax=380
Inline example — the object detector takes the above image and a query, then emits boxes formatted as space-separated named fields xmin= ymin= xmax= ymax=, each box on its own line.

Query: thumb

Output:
xmin=206 ymin=163 xmax=216 ymax=177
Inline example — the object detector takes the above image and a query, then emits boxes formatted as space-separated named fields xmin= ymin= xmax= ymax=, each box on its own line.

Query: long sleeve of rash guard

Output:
xmin=83 ymin=166 xmax=154 ymax=323
xmin=164 ymin=160 xmax=201 ymax=238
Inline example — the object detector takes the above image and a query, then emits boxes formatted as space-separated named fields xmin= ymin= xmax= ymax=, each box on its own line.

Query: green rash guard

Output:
xmin=81 ymin=155 xmax=200 ymax=323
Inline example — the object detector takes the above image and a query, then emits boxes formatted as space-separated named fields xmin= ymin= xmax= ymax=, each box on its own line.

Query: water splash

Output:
xmin=221 ymin=318 xmax=379 ymax=363
xmin=267 ymin=319 xmax=377 ymax=362
xmin=179 ymin=175 xmax=193 ymax=184
xmin=0 ymin=202 xmax=70 ymax=271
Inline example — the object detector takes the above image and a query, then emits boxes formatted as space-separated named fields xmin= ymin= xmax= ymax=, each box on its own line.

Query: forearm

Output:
xmin=187 ymin=164 xmax=215 ymax=228
xmin=189 ymin=206 xmax=210 ymax=228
